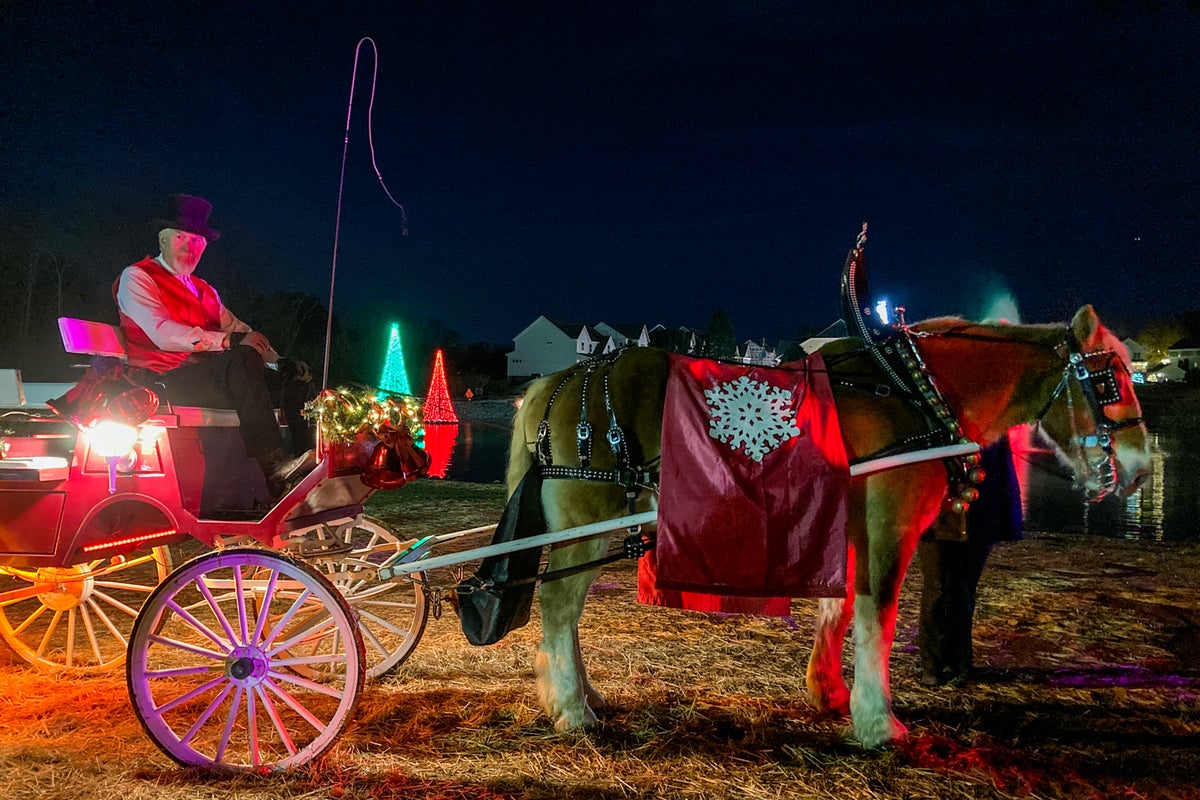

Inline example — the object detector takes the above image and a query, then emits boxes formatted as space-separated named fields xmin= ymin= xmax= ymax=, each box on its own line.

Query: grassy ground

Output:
xmin=1 ymin=480 xmax=1198 ymax=799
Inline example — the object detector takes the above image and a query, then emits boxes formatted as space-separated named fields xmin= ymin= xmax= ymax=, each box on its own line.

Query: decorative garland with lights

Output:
xmin=305 ymin=387 xmax=424 ymax=445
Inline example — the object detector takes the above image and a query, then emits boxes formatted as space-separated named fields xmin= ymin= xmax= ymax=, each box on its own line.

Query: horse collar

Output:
xmin=839 ymin=236 xmax=983 ymax=512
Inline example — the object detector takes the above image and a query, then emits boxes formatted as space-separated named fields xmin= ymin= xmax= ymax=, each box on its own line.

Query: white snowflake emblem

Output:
xmin=704 ymin=376 xmax=801 ymax=462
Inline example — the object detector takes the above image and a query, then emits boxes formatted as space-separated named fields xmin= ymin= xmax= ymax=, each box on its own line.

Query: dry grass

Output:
xmin=2 ymin=480 xmax=1198 ymax=799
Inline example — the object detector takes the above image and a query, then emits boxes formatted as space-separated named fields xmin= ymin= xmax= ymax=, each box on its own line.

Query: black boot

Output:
xmin=255 ymin=448 xmax=317 ymax=498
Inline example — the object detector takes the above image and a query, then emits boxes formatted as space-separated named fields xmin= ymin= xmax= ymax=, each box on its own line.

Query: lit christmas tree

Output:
xmin=379 ymin=323 xmax=413 ymax=396
xmin=423 ymin=349 xmax=459 ymax=423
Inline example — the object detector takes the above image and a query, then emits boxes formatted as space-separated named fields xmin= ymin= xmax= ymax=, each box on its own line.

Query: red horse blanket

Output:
xmin=638 ymin=353 xmax=849 ymax=614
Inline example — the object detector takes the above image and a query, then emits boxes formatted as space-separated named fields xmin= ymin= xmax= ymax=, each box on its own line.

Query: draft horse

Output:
xmin=506 ymin=305 xmax=1150 ymax=747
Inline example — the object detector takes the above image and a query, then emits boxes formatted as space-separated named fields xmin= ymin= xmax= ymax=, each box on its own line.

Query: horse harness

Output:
xmin=532 ymin=350 xmax=659 ymax=570
xmin=839 ymin=227 xmax=987 ymax=513
xmin=535 ymin=350 xmax=658 ymax=490
xmin=1034 ymin=331 xmax=1143 ymax=502
xmin=838 ymin=224 xmax=1141 ymax=509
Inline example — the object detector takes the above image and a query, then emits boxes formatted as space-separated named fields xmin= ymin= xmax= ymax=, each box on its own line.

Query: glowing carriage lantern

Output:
xmin=77 ymin=385 xmax=163 ymax=494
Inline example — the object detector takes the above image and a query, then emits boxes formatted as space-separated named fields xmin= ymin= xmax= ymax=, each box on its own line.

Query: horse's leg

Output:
xmin=534 ymin=536 xmax=609 ymax=730
xmin=849 ymin=471 xmax=935 ymax=748
xmin=573 ymin=623 xmax=605 ymax=709
xmin=806 ymin=545 xmax=856 ymax=717
xmin=534 ymin=480 xmax=616 ymax=730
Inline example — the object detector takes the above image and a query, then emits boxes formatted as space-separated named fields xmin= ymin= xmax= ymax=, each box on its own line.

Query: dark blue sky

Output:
xmin=3 ymin=2 xmax=1198 ymax=345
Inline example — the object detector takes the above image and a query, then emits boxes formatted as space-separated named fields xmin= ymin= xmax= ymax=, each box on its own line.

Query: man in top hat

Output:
xmin=114 ymin=193 xmax=313 ymax=497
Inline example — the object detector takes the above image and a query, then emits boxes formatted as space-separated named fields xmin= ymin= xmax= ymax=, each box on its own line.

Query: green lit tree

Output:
xmin=379 ymin=322 xmax=413 ymax=395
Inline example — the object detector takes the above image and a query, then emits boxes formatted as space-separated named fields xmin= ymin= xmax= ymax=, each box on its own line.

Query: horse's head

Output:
xmin=1036 ymin=305 xmax=1151 ymax=502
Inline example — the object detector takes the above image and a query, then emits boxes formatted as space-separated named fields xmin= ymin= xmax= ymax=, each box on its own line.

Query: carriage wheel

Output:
xmin=306 ymin=515 xmax=429 ymax=678
xmin=126 ymin=547 xmax=364 ymax=771
xmin=0 ymin=546 xmax=173 ymax=671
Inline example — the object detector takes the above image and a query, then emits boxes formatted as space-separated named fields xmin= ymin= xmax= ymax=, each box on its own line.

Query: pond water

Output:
xmin=424 ymin=420 xmax=512 ymax=484
xmin=432 ymin=424 xmax=1200 ymax=542
xmin=1017 ymin=432 xmax=1200 ymax=542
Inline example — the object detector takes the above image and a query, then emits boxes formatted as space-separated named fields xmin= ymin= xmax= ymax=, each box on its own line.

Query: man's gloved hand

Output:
xmin=278 ymin=358 xmax=313 ymax=383
xmin=232 ymin=331 xmax=273 ymax=359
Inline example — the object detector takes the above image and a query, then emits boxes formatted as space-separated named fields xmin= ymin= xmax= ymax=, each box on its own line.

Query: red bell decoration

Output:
xmin=361 ymin=441 xmax=409 ymax=490
xmin=361 ymin=426 xmax=433 ymax=491
xmin=380 ymin=427 xmax=431 ymax=477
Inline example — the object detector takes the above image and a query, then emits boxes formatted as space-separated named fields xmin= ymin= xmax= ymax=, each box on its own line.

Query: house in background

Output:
xmin=649 ymin=325 xmax=706 ymax=355
xmin=1147 ymin=361 xmax=1187 ymax=383
xmin=1121 ymin=337 xmax=1150 ymax=381
xmin=1122 ymin=338 xmax=1148 ymax=364
xmin=1168 ymin=338 xmax=1200 ymax=373
xmin=736 ymin=340 xmax=779 ymax=366
xmin=507 ymin=316 xmax=656 ymax=380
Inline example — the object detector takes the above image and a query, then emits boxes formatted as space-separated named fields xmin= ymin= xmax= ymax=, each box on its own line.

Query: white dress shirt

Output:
xmin=115 ymin=255 xmax=250 ymax=353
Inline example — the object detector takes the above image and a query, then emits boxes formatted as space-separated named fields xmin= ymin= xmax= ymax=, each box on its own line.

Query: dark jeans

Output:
xmin=147 ymin=347 xmax=312 ymax=458
xmin=917 ymin=537 xmax=993 ymax=680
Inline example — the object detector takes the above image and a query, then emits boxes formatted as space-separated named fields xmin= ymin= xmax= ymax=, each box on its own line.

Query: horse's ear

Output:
xmin=1070 ymin=305 xmax=1103 ymax=349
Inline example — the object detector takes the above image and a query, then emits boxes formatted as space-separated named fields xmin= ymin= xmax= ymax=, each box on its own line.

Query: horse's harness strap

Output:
xmin=535 ymin=349 xmax=658 ymax=491
xmin=1035 ymin=332 xmax=1143 ymax=433
xmin=1031 ymin=330 xmax=1142 ymax=502
xmin=540 ymin=465 xmax=659 ymax=486
xmin=841 ymin=238 xmax=982 ymax=511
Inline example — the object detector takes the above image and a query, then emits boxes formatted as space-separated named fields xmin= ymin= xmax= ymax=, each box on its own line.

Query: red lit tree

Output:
xmin=423 ymin=349 xmax=459 ymax=424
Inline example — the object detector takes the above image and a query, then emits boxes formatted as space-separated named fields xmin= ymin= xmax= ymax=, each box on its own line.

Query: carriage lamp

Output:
xmin=86 ymin=420 xmax=139 ymax=461
xmin=84 ymin=420 xmax=139 ymax=493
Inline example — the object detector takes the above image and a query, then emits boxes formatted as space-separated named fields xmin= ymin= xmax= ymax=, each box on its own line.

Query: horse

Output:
xmin=505 ymin=305 xmax=1151 ymax=748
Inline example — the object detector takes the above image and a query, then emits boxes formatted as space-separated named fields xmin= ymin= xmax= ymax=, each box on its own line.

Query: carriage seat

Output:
xmin=57 ymin=317 xmax=253 ymax=428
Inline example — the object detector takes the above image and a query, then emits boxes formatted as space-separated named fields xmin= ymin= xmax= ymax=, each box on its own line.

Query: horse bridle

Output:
xmin=1035 ymin=331 xmax=1144 ymax=503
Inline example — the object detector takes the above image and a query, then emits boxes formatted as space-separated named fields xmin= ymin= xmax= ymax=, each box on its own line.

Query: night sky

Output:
xmin=3 ymin=2 xmax=1199 ymax=347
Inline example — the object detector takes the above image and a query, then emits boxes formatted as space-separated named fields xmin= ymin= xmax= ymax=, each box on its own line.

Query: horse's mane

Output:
xmin=914 ymin=312 xmax=1132 ymax=366
xmin=820 ymin=308 xmax=1130 ymax=367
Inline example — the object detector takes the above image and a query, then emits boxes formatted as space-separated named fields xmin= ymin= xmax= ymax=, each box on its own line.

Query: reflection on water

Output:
xmin=1016 ymin=431 xmax=1200 ymax=542
xmin=422 ymin=420 xmax=512 ymax=484
xmin=422 ymin=423 xmax=458 ymax=479
xmin=435 ymin=422 xmax=1200 ymax=541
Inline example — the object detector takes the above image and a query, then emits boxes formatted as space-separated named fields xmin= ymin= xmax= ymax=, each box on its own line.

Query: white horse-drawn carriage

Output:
xmin=0 ymin=234 xmax=1151 ymax=770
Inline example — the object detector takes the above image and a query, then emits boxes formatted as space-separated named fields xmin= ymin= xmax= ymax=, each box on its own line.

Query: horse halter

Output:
xmin=1036 ymin=331 xmax=1143 ymax=503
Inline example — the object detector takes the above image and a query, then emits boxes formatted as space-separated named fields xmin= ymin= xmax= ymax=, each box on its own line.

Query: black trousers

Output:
xmin=146 ymin=348 xmax=312 ymax=458
xmin=917 ymin=537 xmax=993 ymax=680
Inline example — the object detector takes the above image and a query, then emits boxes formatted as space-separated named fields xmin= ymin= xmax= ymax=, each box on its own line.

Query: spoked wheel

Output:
xmin=304 ymin=515 xmax=430 ymax=678
xmin=126 ymin=548 xmax=364 ymax=771
xmin=0 ymin=546 xmax=173 ymax=671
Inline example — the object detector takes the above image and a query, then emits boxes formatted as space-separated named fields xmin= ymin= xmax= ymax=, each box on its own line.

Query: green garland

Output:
xmin=305 ymin=387 xmax=424 ymax=445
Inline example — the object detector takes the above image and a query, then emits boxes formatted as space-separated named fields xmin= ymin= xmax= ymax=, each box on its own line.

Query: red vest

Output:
xmin=114 ymin=257 xmax=224 ymax=372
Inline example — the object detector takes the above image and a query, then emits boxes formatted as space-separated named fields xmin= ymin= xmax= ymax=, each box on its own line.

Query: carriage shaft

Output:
xmin=375 ymin=512 xmax=657 ymax=581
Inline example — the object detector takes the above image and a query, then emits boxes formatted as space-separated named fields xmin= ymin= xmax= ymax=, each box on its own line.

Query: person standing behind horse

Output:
xmin=113 ymin=193 xmax=314 ymax=497
xmin=917 ymin=432 xmax=1023 ymax=686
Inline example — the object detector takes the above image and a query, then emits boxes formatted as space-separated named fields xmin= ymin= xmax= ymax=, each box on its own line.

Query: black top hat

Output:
xmin=157 ymin=194 xmax=220 ymax=241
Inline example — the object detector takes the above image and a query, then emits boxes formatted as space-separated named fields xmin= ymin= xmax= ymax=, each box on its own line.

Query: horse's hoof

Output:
xmin=553 ymin=705 xmax=598 ymax=732
xmin=807 ymin=687 xmax=851 ymax=718
xmin=583 ymin=684 xmax=607 ymax=710
xmin=853 ymin=716 xmax=908 ymax=749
